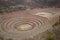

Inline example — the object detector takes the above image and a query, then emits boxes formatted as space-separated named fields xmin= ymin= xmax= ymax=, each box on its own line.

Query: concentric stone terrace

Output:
xmin=0 ymin=12 xmax=51 ymax=40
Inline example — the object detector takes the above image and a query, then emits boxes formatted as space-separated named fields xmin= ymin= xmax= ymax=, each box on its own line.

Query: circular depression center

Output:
xmin=16 ymin=24 xmax=33 ymax=31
